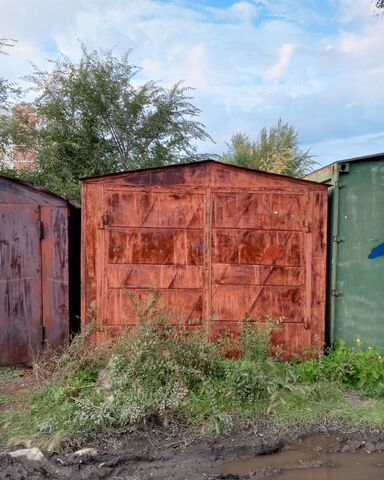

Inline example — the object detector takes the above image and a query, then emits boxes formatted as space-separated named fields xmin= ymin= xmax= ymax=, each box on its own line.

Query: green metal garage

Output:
xmin=306 ymin=153 xmax=384 ymax=351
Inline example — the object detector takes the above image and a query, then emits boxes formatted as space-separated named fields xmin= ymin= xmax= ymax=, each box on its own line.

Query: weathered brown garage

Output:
xmin=81 ymin=161 xmax=328 ymax=357
xmin=0 ymin=176 xmax=80 ymax=366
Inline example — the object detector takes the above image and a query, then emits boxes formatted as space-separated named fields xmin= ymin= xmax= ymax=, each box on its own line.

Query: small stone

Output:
xmin=9 ymin=447 xmax=45 ymax=462
xmin=73 ymin=447 xmax=98 ymax=456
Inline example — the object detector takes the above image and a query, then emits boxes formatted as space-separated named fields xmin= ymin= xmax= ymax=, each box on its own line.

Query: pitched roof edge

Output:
xmin=0 ymin=174 xmax=74 ymax=206
xmin=80 ymin=159 xmax=328 ymax=188
xmin=305 ymin=151 xmax=384 ymax=177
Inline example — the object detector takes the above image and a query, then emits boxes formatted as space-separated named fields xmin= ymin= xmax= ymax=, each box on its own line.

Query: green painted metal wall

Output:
xmin=306 ymin=157 xmax=384 ymax=351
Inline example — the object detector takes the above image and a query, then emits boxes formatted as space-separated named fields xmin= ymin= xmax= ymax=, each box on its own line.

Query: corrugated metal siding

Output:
xmin=82 ymin=161 xmax=328 ymax=357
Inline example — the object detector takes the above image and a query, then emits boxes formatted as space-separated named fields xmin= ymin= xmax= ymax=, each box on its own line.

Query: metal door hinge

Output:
xmin=100 ymin=213 xmax=112 ymax=229
xmin=38 ymin=220 xmax=44 ymax=240
xmin=333 ymin=235 xmax=345 ymax=243
xmin=335 ymin=181 xmax=347 ymax=188
xmin=331 ymin=289 xmax=344 ymax=297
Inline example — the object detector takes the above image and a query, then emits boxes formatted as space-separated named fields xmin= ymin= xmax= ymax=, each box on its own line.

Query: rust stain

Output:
xmin=81 ymin=161 xmax=328 ymax=357
xmin=0 ymin=176 xmax=77 ymax=366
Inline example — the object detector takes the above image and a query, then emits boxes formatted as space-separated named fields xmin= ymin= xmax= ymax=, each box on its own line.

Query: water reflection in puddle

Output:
xmin=220 ymin=434 xmax=384 ymax=479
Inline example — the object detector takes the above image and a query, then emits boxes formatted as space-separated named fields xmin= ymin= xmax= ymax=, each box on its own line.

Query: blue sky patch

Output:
xmin=0 ymin=0 xmax=383 ymax=163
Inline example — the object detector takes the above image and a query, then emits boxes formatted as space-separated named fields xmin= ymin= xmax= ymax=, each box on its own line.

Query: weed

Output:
xmin=0 ymin=368 xmax=18 ymax=382
xmin=298 ymin=340 xmax=384 ymax=399
xmin=2 ymin=298 xmax=384 ymax=448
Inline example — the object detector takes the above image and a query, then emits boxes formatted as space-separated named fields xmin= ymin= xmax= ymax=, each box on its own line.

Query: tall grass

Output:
xmin=2 ymin=297 xmax=384 ymax=448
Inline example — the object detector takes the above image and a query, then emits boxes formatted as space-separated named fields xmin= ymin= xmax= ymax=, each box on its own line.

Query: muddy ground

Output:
xmin=1 ymin=369 xmax=384 ymax=479
xmin=1 ymin=422 xmax=384 ymax=480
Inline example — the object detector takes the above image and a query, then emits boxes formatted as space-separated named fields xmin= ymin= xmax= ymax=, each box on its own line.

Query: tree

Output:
xmin=3 ymin=45 xmax=212 ymax=202
xmin=376 ymin=1 xmax=384 ymax=9
xmin=0 ymin=38 xmax=26 ymax=166
xmin=0 ymin=38 xmax=19 ymax=110
xmin=222 ymin=119 xmax=316 ymax=177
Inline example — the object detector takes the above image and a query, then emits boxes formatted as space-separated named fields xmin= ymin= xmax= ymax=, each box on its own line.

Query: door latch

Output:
xmin=331 ymin=289 xmax=344 ymax=297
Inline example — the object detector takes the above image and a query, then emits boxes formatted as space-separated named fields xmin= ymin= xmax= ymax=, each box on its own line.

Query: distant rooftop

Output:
xmin=307 ymin=151 xmax=384 ymax=177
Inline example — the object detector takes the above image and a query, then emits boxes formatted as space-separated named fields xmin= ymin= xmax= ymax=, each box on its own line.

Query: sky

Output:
xmin=0 ymin=0 xmax=383 ymax=167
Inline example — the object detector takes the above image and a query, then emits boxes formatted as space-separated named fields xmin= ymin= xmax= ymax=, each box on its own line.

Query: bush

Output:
xmin=11 ymin=300 xmax=288 ymax=442
xmin=298 ymin=340 xmax=384 ymax=399
xmin=4 ymin=298 xmax=384 ymax=447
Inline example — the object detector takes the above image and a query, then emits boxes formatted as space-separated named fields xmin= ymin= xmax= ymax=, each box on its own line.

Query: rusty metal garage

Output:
xmin=0 ymin=176 xmax=80 ymax=365
xmin=81 ymin=160 xmax=328 ymax=357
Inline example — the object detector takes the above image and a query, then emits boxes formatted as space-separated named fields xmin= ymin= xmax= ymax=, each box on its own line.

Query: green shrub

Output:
xmin=298 ymin=340 xmax=384 ymax=399
xmin=4 ymin=297 xmax=384 ymax=447
xmin=8 ymin=301 xmax=287 ymax=442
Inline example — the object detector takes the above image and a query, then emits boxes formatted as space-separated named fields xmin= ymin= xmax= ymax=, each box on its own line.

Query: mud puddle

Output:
xmin=220 ymin=434 xmax=384 ymax=479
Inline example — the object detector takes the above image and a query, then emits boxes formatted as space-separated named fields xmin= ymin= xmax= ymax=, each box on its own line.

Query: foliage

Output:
xmin=2 ymin=302 xmax=384 ymax=448
xmin=0 ymin=300 xmax=285 ymax=445
xmin=3 ymin=45 xmax=211 ymax=202
xmin=222 ymin=119 xmax=316 ymax=177
xmin=376 ymin=0 xmax=384 ymax=9
xmin=0 ymin=368 xmax=18 ymax=385
xmin=298 ymin=340 xmax=384 ymax=399
xmin=0 ymin=38 xmax=27 ymax=165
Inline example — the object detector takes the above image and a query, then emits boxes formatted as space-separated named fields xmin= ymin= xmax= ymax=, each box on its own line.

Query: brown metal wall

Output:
xmin=40 ymin=206 xmax=70 ymax=349
xmin=0 ymin=177 xmax=74 ymax=366
xmin=82 ymin=161 xmax=328 ymax=357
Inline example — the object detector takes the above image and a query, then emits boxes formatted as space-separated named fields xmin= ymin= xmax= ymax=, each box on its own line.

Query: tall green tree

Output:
xmin=3 ymin=46 xmax=212 ymax=202
xmin=0 ymin=38 xmax=26 ymax=165
xmin=222 ymin=119 xmax=316 ymax=177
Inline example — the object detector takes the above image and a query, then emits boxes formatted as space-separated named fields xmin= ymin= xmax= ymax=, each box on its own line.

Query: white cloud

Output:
xmin=208 ymin=1 xmax=261 ymax=23
xmin=338 ymin=0 xmax=375 ymax=23
xmin=0 ymin=0 xmax=384 ymax=164
xmin=265 ymin=43 xmax=295 ymax=82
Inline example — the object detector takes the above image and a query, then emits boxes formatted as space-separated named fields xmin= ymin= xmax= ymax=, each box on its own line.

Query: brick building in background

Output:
xmin=8 ymin=104 xmax=37 ymax=170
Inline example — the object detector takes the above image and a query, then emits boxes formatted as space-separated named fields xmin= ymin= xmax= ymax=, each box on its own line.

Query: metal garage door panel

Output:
xmin=211 ymin=191 xmax=307 ymax=327
xmin=103 ymin=188 xmax=205 ymax=331
xmin=108 ymin=228 xmax=204 ymax=265
xmin=211 ymin=285 xmax=304 ymax=322
xmin=106 ymin=289 xmax=203 ymax=327
xmin=40 ymin=207 xmax=69 ymax=349
xmin=212 ymin=265 xmax=303 ymax=286
xmin=213 ymin=192 xmax=306 ymax=230
xmin=106 ymin=190 xmax=204 ymax=228
xmin=0 ymin=205 xmax=42 ymax=365
xmin=212 ymin=229 xmax=303 ymax=266
xmin=108 ymin=265 xmax=203 ymax=289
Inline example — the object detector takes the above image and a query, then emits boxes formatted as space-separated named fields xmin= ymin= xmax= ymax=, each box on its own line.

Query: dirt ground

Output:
xmin=1 ymin=421 xmax=384 ymax=479
xmin=0 ymin=368 xmax=37 ymax=413
xmin=1 ymin=369 xmax=384 ymax=480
